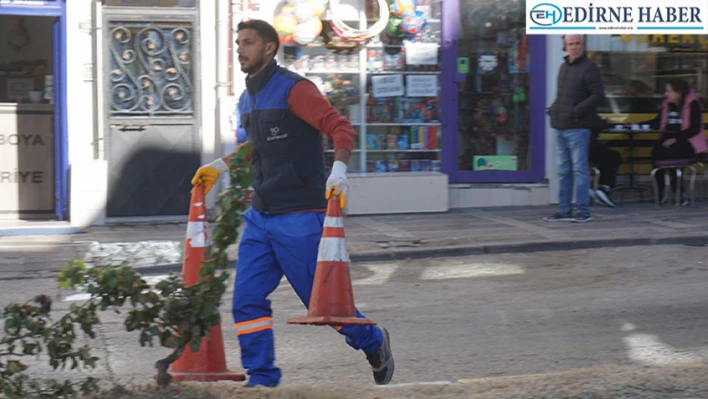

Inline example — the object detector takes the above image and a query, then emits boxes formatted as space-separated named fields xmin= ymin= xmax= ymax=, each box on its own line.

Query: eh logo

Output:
xmin=530 ymin=3 xmax=563 ymax=26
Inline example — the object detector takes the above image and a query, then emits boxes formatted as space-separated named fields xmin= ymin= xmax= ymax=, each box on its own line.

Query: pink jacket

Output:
xmin=660 ymin=89 xmax=707 ymax=154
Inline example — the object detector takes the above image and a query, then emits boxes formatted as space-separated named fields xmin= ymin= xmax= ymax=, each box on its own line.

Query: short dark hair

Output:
xmin=237 ymin=19 xmax=280 ymax=55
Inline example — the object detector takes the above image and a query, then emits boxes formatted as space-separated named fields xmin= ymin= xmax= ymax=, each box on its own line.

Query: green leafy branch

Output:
xmin=1 ymin=295 xmax=100 ymax=398
xmin=0 ymin=143 xmax=254 ymax=397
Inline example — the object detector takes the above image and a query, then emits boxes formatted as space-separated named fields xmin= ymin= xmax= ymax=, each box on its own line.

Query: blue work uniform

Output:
xmin=232 ymin=60 xmax=383 ymax=387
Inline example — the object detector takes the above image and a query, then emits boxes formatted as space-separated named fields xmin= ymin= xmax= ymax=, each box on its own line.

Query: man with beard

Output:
xmin=190 ymin=19 xmax=394 ymax=388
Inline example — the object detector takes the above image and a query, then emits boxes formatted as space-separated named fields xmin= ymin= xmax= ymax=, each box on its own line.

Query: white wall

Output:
xmin=66 ymin=0 xmax=107 ymax=226
xmin=199 ymin=0 xmax=219 ymax=208
xmin=545 ymin=34 xmax=564 ymax=205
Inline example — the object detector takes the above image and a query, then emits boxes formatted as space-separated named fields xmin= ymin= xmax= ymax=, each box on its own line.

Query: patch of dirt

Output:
xmin=86 ymin=364 xmax=708 ymax=399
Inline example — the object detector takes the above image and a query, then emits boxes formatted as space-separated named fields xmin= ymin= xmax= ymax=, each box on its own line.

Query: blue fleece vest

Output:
xmin=237 ymin=61 xmax=327 ymax=214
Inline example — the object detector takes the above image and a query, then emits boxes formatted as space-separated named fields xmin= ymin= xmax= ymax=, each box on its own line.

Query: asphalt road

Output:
xmin=2 ymin=244 xmax=707 ymax=390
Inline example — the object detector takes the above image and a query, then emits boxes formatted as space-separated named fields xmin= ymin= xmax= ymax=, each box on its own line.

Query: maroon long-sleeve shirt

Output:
xmin=287 ymin=80 xmax=355 ymax=153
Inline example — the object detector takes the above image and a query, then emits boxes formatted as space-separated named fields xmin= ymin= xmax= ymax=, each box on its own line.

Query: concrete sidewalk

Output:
xmin=0 ymin=203 xmax=706 ymax=278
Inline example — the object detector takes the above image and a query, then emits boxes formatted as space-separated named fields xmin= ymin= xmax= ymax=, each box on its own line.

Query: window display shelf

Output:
xmin=277 ymin=0 xmax=443 ymax=175
xmin=325 ymin=149 xmax=439 ymax=153
xmin=367 ymin=149 xmax=440 ymax=152
xmin=369 ymin=71 xmax=441 ymax=75
xmin=366 ymin=43 xmax=441 ymax=49
xmin=366 ymin=123 xmax=441 ymax=126
xmin=301 ymin=70 xmax=359 ymax=74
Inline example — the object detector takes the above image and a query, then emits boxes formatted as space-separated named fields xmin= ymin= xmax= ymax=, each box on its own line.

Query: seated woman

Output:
xmin=637 ymin=78 xmax=707 ymax=205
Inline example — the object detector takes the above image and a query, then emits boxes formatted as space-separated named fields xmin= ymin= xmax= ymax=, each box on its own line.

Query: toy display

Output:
xmin=390 ymin=0 xmax=415 ymax=17
xmin=274 ymin=0 xmax=328 ymax=46
xmin=364 ymin=126 xmax=439 ymax=151
xmin=285 ymin=0 xmax=442 ymax=174
xmin=366 ymin=95 xmax=439 ymax=124
xmin=329 ymin=0 xmax=389 ymax=44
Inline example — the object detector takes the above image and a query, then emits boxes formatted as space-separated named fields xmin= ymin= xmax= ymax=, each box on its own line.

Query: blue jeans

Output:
xmin=556 ymin=128 xmax=590 ymax=214
xmin=232 ymin=208 xmax=383 ymax=387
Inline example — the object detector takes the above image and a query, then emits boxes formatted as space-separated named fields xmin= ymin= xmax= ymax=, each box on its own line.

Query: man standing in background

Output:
xmin=546 ymin=35 xmax=605 ymax=223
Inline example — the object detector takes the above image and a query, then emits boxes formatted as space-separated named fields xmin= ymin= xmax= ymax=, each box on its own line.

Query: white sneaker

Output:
xmin=594 ymin=188 xmax=616 ymax=208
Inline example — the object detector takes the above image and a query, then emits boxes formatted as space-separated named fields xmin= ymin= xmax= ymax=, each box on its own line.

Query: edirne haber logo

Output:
xmin=526 ymin=0 xmax=708 ymax=34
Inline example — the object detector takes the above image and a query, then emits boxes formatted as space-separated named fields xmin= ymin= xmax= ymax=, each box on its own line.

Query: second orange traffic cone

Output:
xmin=168 ymin=185 xmax=245 ymax=382
xmin=288 ymin=194 xmax=376 ymax=327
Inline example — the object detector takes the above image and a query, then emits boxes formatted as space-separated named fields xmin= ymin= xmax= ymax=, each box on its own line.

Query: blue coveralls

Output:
xmin=231 ymin=60 xmax=383 ymax=387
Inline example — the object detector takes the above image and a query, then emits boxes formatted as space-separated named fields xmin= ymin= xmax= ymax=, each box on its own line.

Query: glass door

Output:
xmin=442 ymin=0 xmax=546 ymax=183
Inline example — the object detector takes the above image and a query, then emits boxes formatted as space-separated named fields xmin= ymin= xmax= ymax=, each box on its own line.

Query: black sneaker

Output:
xmin=573 ymin=212 xmax=593 ymax=223
xmin=366 ymin=327 xmax=394 ymax=385
xmin=594 ymin=187 xmax=616 ymax=208
xmin=544 ymin=211 xmax=573 ymax=222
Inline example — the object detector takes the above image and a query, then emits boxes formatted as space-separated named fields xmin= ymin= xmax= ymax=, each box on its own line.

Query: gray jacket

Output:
xmin=549 ymin=54 xmax=605 ymax=130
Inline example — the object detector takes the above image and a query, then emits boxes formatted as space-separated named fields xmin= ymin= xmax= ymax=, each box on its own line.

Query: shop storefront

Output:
xmin=0 ymin=0 xmax=68 ymax=221
xmin=588 ymin=35 xmax=708 ymax=178
xmin=3 ymin=0 xmax=224 ymax=227
xmin=239 ymin=0 xmax=547 ymax=212
xmin=541 ymin=34 xmax=708 ymax=206
xmin=268 ymin=0 xmax=545 ymax=182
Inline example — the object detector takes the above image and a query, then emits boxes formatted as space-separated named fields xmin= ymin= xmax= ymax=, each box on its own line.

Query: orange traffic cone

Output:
xmin=288 ymin=195 xmax=376 ymax=327
xmin=167 ymin=185 xmax=245 ymax=382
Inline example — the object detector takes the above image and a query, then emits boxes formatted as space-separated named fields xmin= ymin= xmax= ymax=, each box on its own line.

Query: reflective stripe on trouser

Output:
xmin=235 ymin=316 xmax=273 ymax=335
xmin=233 ymin=208 xmax=383 ymax=387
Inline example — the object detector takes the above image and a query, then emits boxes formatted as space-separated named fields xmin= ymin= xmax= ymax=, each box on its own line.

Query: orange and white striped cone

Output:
xmin=288 ymin=194 xmax=376 ymax=327
xmin=166 ymin=185 xmax=246 ymax=382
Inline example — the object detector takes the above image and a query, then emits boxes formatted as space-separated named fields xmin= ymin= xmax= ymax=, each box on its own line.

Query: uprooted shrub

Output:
xmin=0 ymin=144 xmax=253 ymax=398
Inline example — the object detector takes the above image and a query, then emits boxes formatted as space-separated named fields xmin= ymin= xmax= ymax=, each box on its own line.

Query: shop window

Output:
xmin=456 ymin=0 xmax=530 ymax=173
xmin=277 ymin=0 xmax=442 ymax=174
xmin=104 ymin=0 xmax=197 ymax=7
xmin=587 ymin=35 xmax=708 ymax=117
xmin=0 ymin=16 xmax=54 ymax=104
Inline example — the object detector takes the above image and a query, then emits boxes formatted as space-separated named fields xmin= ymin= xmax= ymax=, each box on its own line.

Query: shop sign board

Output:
xmin=473 ymin=156 xmax=518 ymax=171
xmin=587 ymin=34 xmax=708 ymax=52
xmin=371 ymin=74 xmax=404 ymax=98
xmin=406 ymin=75 xmax=438 ymax=97
xmin=0 ymin=107 xmax=55 ymax=212
xmin=457 ymin=58 xmax=470 ymax=74
xmin=405 ymin=43 xmax=438 ymax=65
xmin=618 ymin=34 xmax=708 ymax=51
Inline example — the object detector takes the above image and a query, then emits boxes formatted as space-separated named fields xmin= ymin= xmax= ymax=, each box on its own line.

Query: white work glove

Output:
xmin=325 ymin=160 xmax=349 ymax=209
xmin=191 ymin=158 xmax=228 ymax=194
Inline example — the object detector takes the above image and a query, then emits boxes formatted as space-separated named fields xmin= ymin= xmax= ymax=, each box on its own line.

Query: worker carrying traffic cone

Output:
xmin=190 ymin=19 xmax=394 ymax=388
xmin=287 ymin=194 xmax=376 ymax=326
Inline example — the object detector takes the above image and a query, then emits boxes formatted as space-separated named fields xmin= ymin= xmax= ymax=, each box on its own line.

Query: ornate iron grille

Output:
xmin=109 ymin=22 xmax=194 ymax=116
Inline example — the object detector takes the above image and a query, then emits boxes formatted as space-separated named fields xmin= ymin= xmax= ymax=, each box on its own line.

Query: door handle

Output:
xmin=110 ymin=122 xmax=148 ymax=131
